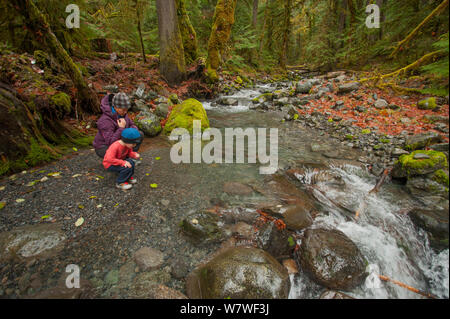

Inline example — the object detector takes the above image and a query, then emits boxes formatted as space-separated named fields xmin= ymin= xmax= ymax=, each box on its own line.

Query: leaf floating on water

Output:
xmin=78 ymin=204 xmax=85 ymax=209
xmin=75 ymin=217 xmax=84 ymax=227
xmin=150 ymin=183 xmax=158 ymax=188
xmin=16 ymin=199 xmax=25 ymax=203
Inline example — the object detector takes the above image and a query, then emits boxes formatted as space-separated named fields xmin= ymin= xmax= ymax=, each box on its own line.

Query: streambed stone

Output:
xmin=186 ymin=246 xmax=290 ymax=299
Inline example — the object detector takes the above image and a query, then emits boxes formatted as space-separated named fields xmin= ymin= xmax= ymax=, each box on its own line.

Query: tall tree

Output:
xmin=206 ymin=0 xmax=238 ymax=82
xmin=14 ymin=0 xmax=100 ymax=113
xmin=279 ymin=0 xmax=292 ymax=69
xmin=252 ymin=0 xmax=259 ymax=28
xmin=156 ymin=0 xmax=186 ymax=85
xmin=175 ymin=0 xmax=199 ymax=64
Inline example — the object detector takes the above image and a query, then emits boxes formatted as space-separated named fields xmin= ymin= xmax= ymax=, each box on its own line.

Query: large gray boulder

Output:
xmin=297 ymin=228 xmax=368 ymax=291
xmin=186 ymin=247 xmax=290 ymax=299
xmin=338 ymin=82 xmax=360 ymax=94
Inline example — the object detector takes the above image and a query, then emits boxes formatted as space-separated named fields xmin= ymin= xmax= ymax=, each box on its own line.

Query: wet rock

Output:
xmin=276 ymin=97 xmax=290 ymax=106
xmin=223 ymin=182 xmax=253 ymax=196
xmin=133 ymin=247 xmax=165 ymax=272
xmin=282 ymin=259 xmax=298 ymax=274
xmin=151 ymin=285 xmax=188 ymax=299
xmin=105 ymin=269 xmax=119 ymax=286
xmin=255 ymin=222 xmax=294 ymax=259
xmin=405 ymin=132 xmax=443 ymax=151
xmin=220 ymin=98 xmax=239 ymax=106
xmin=135 ymin=112 xmax=162 ymax=137
xmin=29 ymin=278 xmax=96 ymax=299
xmin=281 ymin=205 xmax=313 ymax=231
xmin=326 ymin=71 xmax=346 ymax=79
xmin=297 ymin=228 xmax=368 ymax=291
xmin=186 ymin=247 xmax=290 ymax=299
xmin=170 ymin=257 xmax=190 ymax=279
xmin=408 ymin=208 xmax=449 ymax=251
xmin=406 ymin=176 xmax=449 ymax=200
xmin=310 ymin=143 xmax=332 ymax=153
xmin=374 ymin=99 xmax=388 ymax=110
xmin=128 ymin=270 xmax=171 ymax=298
xmin=155 ymin=103 xmax=170 ymax=118
xmin=337 ymin=82 xmax=360 ymax=94
xmin=392 ymin=148 xmax=409 ymax=157
xmin=413 ymin=153 xmax=431 ymax=160
xmin=355 ymin=105 xmax=367 ymax=113
xmin=180 ymin=211 xmax=229 ymax=244
xmin=429 ymin=143 xmax=449 ymax=152
xmin=296 ymin=82 xmax=313 ymax=94
xmin=163 ymin=98 xmax=209 ymax=135
xmin=320 ymin=290 xmax=355 ymax=299
xmin=0 ymin=223 xmax=66 ymax=261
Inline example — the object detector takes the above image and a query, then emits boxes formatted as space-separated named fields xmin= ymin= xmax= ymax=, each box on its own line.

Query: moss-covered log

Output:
xmin=156 ymin=0 xmax=187 ymax=85
xmin=175 ymin=0 xmax=199 ymax=65
xmin=14 ymin=0 xmax=100 ymax=114
xmin=206 ymin=0 xmax=238 ymax=82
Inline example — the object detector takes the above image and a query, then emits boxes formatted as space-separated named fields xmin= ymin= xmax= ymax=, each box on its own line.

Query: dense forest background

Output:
xmin=0 ymin=0 xmax=448 ymax=175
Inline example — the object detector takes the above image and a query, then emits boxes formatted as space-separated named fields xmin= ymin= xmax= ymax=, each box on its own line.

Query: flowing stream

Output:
xmin=200 ymin=82 xmax=449 ymax=299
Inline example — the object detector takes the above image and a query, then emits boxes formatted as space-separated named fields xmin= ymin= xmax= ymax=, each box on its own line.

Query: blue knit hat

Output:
xmin=121 ymin=128 xmax=141 ymax=144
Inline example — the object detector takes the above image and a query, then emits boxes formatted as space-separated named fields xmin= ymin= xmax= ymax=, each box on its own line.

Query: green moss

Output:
xmin=288 ymin=236 xmax=295 ymax=247
xmin=345 ymin=134 xmax=354 ymax=140
xmin=50 ymin=92 xmax=71 ymax=114
xmin=24 ymin=138 xmax=60 ymax=167
xmin=373 ymin=144 xmax=382 ymax=150
xmin=361 ymin=129 xmax=371 ymax=134
xmin=432 ymin=169 xmax=449 ymax=187
xmin=163 ymin=98 xmax=210 ymax=135
xmin=380 ymin=139 xmax=390 ymax=144
xmin=396 ymin=150 xmax=448 ymax=177
xmin=75 ymin=62 xmax=89 ymax=76
xmin=417 ymin=97 xmax=437 ymax=110
xmin=234 ymin=76 xmax=243 ymax=85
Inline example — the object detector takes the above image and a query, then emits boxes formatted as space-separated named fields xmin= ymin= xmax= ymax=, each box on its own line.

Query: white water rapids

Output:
xmin=289 ymin=165 xmax=449 ymax=299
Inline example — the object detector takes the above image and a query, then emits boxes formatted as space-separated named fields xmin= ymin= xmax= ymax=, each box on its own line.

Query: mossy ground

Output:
xmin=396 ymin=150 xmax=448 ymax=177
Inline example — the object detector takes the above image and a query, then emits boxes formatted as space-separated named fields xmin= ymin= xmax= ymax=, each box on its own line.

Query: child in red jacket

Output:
xmin=103 ymin=128 xmax=141 ymax=190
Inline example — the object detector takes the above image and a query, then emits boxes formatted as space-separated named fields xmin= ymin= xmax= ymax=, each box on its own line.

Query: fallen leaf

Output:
xmin=0 ymin=186 xmax=5 ymax=191
xmin=73 ymin=147 xmax=78 ymax=152
xmin=41 ymin=215 xmax=50 ymax=220
xmin=150 ymin=183 xmax=158 ymax=188
xmin=72 ymin=174 xmax=82 ymax=178
xmin=146 ymin=173 xmax=150 ymax=176
xmin=97 ymin=204 xmax=103 ymax=208
xmin=26 ymin=181 xmax=39 ymax=187
xmin=75 ymin=217 xmax=84 ymax=227
xmin=78 ymin=204 xmax=85 ymax=209
xmin=0 ymin=202 xmax=5 ymax=210
xmin=96 ymin=175 xmax=104 ymax=179
xmin=16 ymin=199 xmax=25 ymax=203
xmin=155 ymin=157 xmax=161 ymax=160
xmin=192 ymin=219 xmax=199 ymax=224
xmin=48 ymin=172 xmax=61 ymax=177
xmin=114 ymin=203 xmax=119 ymax=207
xmin=89 ymin=196 xmax=97 ymax=199
xmin=40 ymin=176 xmax=49 ymax=182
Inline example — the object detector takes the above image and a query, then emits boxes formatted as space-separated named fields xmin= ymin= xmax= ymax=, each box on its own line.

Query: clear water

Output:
xmin=204 ymin=84 xmax=449 ymax=299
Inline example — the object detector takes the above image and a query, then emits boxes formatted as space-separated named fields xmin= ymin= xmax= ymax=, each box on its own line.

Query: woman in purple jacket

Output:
xmin=93 ymin=92 xmax=143 ymax=158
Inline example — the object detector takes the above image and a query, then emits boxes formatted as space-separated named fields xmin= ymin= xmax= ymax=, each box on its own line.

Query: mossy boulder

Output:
xmin=136 ymin=112 xmax=162 ymax=137
xmin=163 ymin=98 xmax=209 ymax=135
xmin=186 ymin=247 xmax=290 ymax=299
xmin=297 ymin=228 xmax=368 ymax=291
xmin=417 ymin=97 xmax=437 ymax=110
xmin=432 ymin=169 xmax=449 ymax=187
xmin=392 ymin=150 xmax=448 ymax=178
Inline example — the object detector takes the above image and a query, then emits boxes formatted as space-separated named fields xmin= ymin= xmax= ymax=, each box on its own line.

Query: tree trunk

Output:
xmin=134 ymin=0 xmax=147 ymax=63
xmin=156 ymin=0 xmax=186 ymax=85
xmin=14 ymin=0 xmax=100 ymax=114
xmin=279 ymin=0 xmax=292 ymax=69
xmin=258 ymin=0 xmax=269 ymax=56
xmin=175 ymin=0 xmax=199 ymax=64
xmin=252 ymin=0 xmax=259 ymax=28
xmin=206 ymin=0 xmax=238 ymax=82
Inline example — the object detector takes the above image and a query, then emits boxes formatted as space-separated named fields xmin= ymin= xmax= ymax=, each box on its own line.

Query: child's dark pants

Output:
xmin=107 ymin=158 xmax=135 ymax=184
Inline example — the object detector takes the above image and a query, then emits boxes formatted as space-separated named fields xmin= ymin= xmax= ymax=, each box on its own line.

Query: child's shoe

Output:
xmin=129 ymin=177 xmax=137 ymax=184
xmin=116 ymin=182 xmax=132 ymax=190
